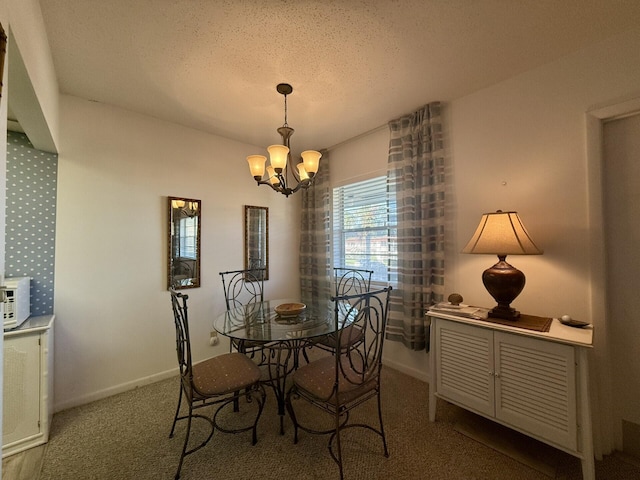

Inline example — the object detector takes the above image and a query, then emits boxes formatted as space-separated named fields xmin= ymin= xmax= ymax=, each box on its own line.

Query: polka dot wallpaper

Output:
xmin=5 ymin=131 xmax=58 ymax=316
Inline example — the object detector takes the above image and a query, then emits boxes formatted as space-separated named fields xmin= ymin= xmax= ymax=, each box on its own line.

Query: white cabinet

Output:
xmin=3 ymin=315 xmax=54 ymax=458
xmin=428 ymin=311 xmax=594 ymax=480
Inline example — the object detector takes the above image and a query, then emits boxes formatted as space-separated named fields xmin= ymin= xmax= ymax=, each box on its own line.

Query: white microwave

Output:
xmin=3 ymin=277 xmax=31 ymax=330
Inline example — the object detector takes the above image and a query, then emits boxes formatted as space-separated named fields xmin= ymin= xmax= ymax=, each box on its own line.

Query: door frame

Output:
xmin=586 ymin=96 xmax=640 ymax=456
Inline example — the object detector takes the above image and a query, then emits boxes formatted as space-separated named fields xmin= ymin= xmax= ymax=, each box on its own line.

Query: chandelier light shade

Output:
xmin=246 ymin=83 xmax=322 ymax=197
xmin=462 ymin=210 xmax=543 ymax=319
xmin=171 ymin=199 xmax=199 ymax=217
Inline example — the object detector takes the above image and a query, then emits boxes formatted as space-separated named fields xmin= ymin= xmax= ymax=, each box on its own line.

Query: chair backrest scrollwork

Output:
xmin=334 ymin=267 xmax=373 ymax=297
xmin=333 ymin=267 xmax=374 ymax=316
xmin=332 ymin=286 xmax=392 ymax=387
xmin=169 ymin=289 xmax=194 ymax=390
xmin=219 ymin=268 xmax=266 ymax=310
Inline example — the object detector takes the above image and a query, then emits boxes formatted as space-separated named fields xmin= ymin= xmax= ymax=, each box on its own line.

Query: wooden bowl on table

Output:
xmin=274 ymin=302 xmax=306 ymax=318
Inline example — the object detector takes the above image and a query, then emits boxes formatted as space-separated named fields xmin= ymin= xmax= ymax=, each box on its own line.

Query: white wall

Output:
xmin=7 ymin=0 xmax=58 ymax=151
xmin=451 ymin=29 xmax=638 ymax=318
xmin=53 ymin=95 xmax=301 ymax=410
xmin=452 ymin=28 xmax=640 ymax=456
xmin=329 ymin=27 xmax=640 ymax=455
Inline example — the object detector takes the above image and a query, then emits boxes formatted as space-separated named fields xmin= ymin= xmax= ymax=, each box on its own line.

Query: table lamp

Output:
xmin=462 ymin=210 xmax=543 ymax=319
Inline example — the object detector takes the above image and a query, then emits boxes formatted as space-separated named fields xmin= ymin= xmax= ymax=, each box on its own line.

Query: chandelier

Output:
xmin=246 ymin=83 xmax=322 ymax=197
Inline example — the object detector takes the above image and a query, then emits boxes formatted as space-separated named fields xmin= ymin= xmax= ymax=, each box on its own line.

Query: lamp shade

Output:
xmin=247 ymin=155 xmax=267 ymax=180
xmin=267 ymin=144 xmax=289 ymax=172
xmin=266 ymin=166 xmax=280 ymax=187
xmin=462 ymin=211 xmax=542 ymax=256
xmin=301 ymin=150 xmax=322 ymax=177
xmin=296 ymin=163 xmax=310 ymax=181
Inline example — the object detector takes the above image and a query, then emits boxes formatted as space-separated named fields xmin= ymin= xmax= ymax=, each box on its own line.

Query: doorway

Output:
xmin=602 ymin=111 xmax=640 ymax=456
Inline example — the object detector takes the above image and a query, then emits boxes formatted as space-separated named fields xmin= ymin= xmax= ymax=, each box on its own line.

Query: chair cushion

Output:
xmin=314 ymin=325 xmax=364 ymax=350
xmin=291 ymin=355 xmax=377 ymax=405
xmin=192 ymin=352 xmax=261 ymax=396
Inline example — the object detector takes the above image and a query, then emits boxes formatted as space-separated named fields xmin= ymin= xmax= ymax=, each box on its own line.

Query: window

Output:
xmin=332 ymin=176 xmax=397 ymax=283
xmin=177 ymin=216 xmax=198 ymax=260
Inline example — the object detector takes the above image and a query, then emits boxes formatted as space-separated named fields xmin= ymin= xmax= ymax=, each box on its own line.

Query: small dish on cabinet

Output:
xmin=558 ymin=316 xmax=590 ymax=328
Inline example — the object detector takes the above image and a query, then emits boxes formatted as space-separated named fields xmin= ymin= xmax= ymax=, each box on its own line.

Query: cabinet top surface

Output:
xmin=427 ymin=310 xmax=593 ymax=347
xmin=4 ymin=314 xmax=55 ymax=337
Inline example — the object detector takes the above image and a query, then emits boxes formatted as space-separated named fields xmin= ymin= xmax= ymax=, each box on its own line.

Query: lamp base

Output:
xmin=482 ymin=255 xmax=525 ymax=321
xmin=488 ymin=304 xmax=521 ymax=320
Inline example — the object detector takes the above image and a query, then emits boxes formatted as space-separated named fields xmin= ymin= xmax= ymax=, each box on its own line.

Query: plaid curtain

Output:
xmin=299 ymin=150 xmax=332 ymax=307
xmin=386 ymin=102 xmax=446 ymax=351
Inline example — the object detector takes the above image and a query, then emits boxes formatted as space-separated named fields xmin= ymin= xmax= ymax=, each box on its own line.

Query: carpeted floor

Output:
xmin=38 ymin=366 xmax=640 ymax=480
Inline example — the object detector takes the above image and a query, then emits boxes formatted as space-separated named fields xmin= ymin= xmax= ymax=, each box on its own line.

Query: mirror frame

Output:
xmin=244 ymin=205 xmax=269 ymax=280
xmin=0 ymin=24 xmax=6 ymax=102
xmin=168 ymin=196 xmax=201 ymax=289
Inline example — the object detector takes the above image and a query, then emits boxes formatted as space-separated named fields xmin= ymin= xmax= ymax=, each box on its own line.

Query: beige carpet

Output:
xmin=38 ymin=366 xmax=640 ymax=480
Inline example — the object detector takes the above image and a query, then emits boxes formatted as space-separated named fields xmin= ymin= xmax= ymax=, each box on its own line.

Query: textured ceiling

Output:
xmin=38 ymin=0 xmax=640 ymax=154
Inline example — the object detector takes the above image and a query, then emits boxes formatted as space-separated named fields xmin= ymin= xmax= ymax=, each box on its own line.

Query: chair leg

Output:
xmin=169 ymin=386 xmax=183 ymax=438
xmin=251 ymin=384 xmax=266 ymax=445
xmin=231 ymin=340 xmax=245 ymax=412
xmin=334 ymin=408 xmax=344 ymax=480
xmin=301 ymin=344 xmax=311 ymax=364
xmin=175 ymin=404 xmax=194 ymax=480
xmin=285 ymin=386 xmax=299 ymax=444
xmin=377 ymin=388 xmax=389 ymax=457
xmin=233 ymin=391 xmax=240 ymax=412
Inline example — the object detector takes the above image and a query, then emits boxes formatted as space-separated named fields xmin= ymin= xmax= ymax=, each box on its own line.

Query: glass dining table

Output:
xmin=213 ymin=297 xmax=350 ymax=434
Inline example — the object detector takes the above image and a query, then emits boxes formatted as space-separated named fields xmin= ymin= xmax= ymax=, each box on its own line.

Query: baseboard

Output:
xmin=382 ymin=357 xmax=430 ymax=383
xmin=53 ymin=367 xmax=178 ymax=413
xmin=54 ymin=358 xmax=429 ymax=413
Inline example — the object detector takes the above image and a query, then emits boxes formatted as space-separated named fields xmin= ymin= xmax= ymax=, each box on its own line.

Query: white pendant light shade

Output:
xmin=296 ymin=163 xmax=310 ymax=181
xmin=247 ymin=155 xmax=267 ymax=180
xmin=267 ymin=144 xmax=289 ymax=172
xmin=301 ymin=150 xmax=321 ymax=177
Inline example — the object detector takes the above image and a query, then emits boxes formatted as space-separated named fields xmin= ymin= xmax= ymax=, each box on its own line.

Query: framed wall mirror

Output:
xmin=244 ymin=205 xmax=269 ymax=280
xmin=168 ymin=196 xmax=201 ymax=289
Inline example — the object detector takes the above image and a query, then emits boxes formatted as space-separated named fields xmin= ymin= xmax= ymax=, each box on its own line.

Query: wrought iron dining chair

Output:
xmin=285 ymin=286 xmax=392 ymax=480
xmin=169 ymin=289 xmax=266 ymax=480
xmin=334 ymin=267 xmax=374 ymax=297
xmin=219 ymin=268 xmax=268 ymax=356
xmin=220 ymin=268 xmax=265 ymax=309
xmin=311 ymin=267 xmax=374 ymax=353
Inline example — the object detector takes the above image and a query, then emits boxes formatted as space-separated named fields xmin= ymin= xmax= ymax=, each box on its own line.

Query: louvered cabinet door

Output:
xmin=3 ymin=333 xmax=41 ymax=450
xmin=435 ymin=320 xmax=495 ymax=417
xmin=3 ymin=315 xmax=55 ymax=458
xmin=494 ymin=332 xmax=577 ymax=450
